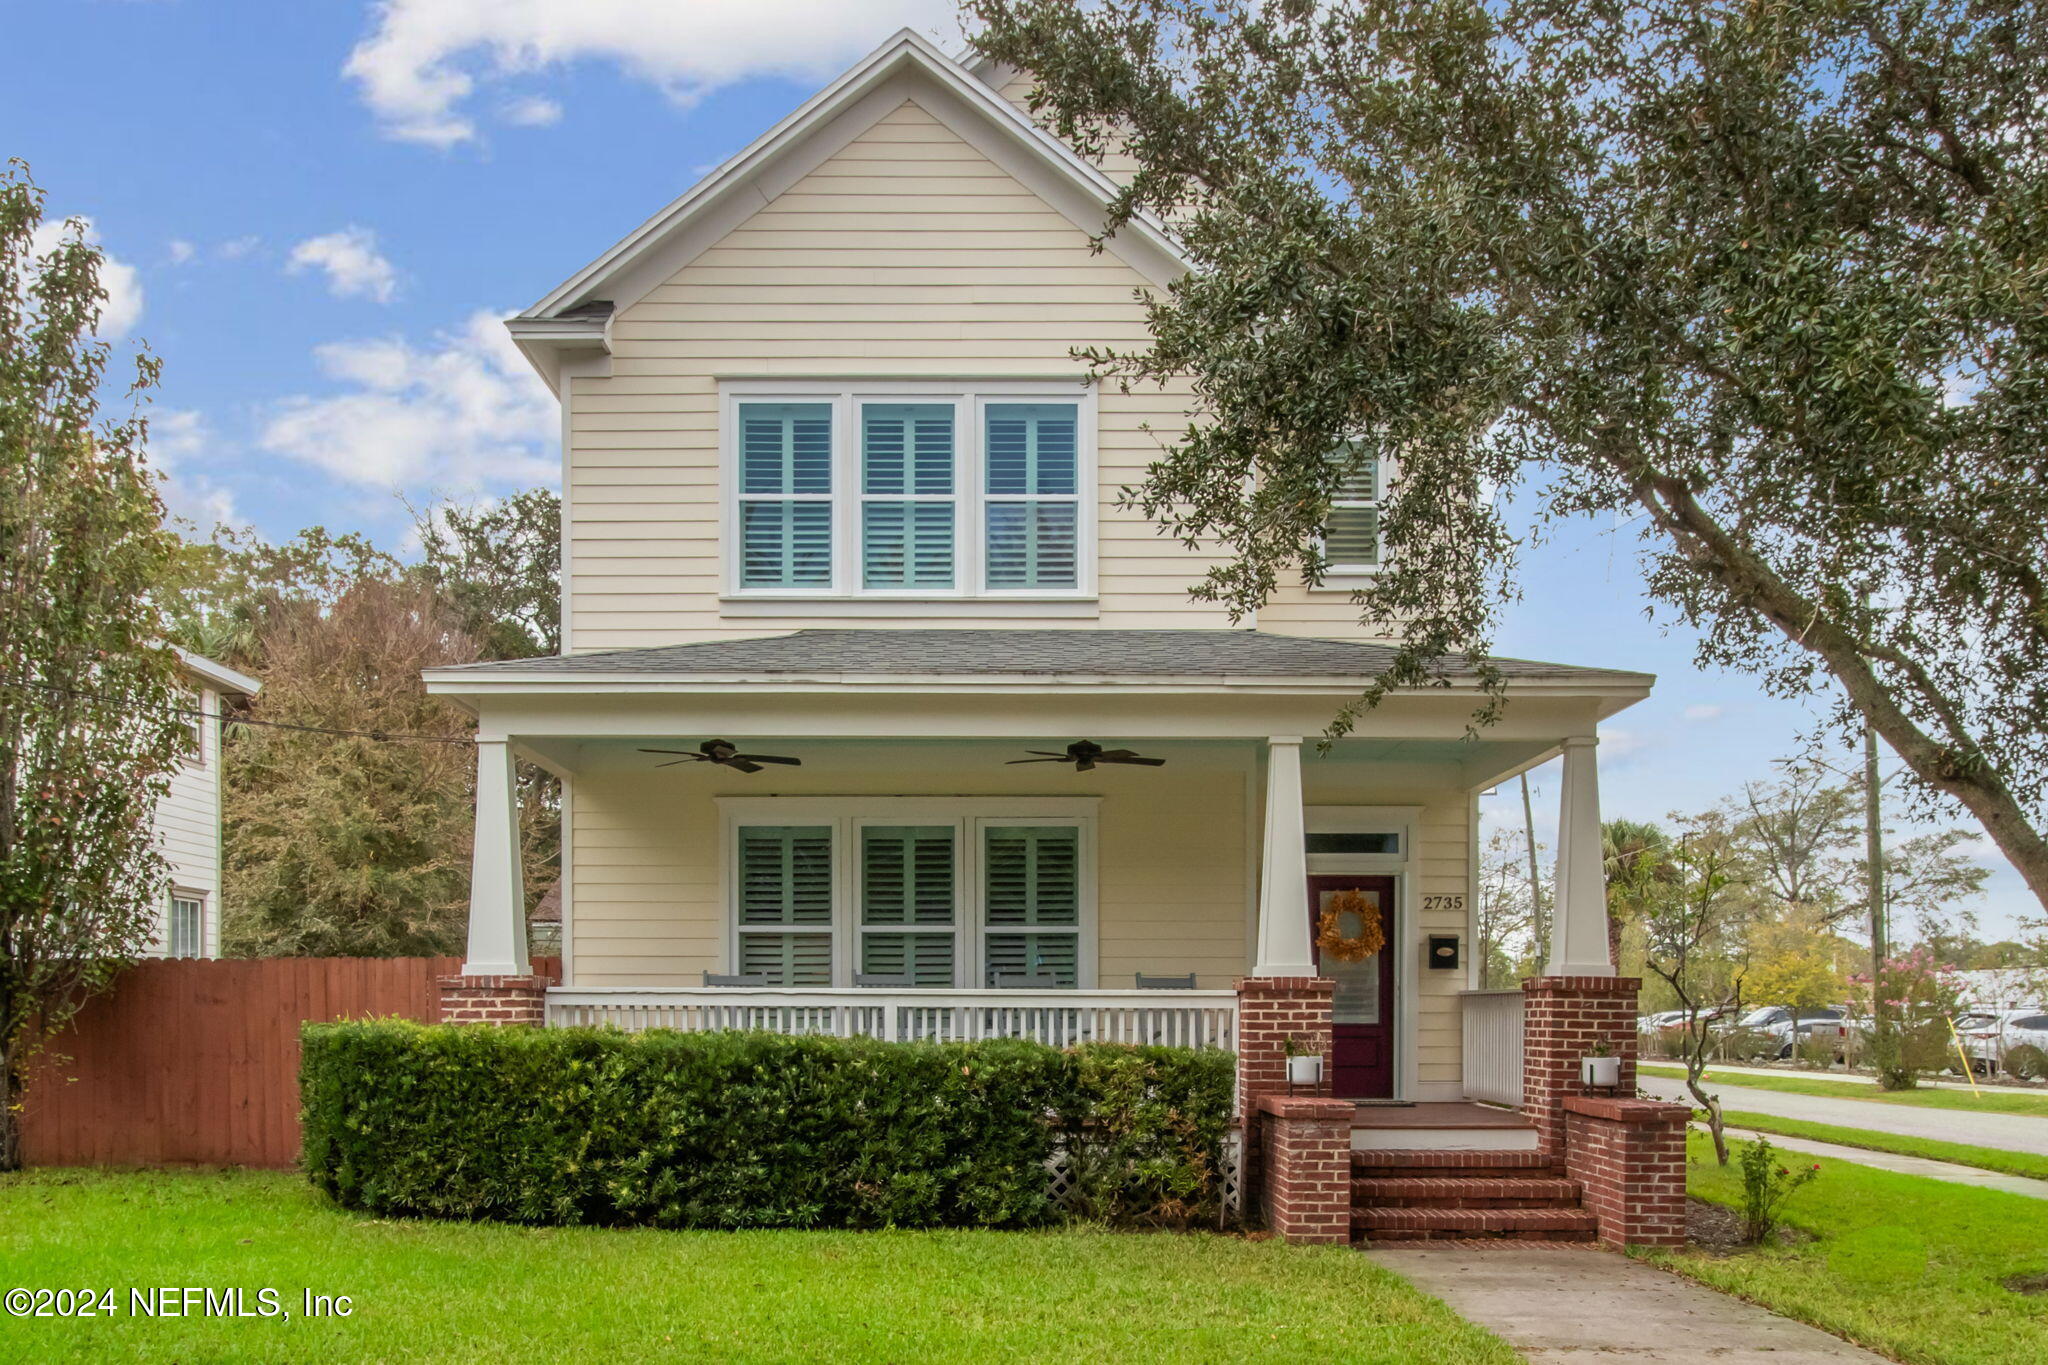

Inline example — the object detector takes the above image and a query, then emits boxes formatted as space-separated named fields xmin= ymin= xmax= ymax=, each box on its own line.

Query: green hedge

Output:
xmin=300 ymin=1023 xmax=1234 ymax=1230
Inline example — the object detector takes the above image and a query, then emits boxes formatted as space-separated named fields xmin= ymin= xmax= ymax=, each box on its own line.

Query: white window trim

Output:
xmin=183 ymin=689 xmax=210 ymax=768
xmin=719 ymin=379 xmax=1098 ymax=603
xmin=716 ymin=796 xmax=1100 ymax=987
xmin=167 ymin=889 xmax=207 ymax=959
xmin=1310 ymin=452 xmax=1387 ymax=592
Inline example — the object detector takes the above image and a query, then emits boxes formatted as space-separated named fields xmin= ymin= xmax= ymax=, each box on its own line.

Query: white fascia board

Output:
xmin=520 ymin=28 xmax=1189 ymax=324
xmin=505 ymin=317 xmax=611 ymax=397
xmin=175 ymin=647 xmax=261 ymax=697
xmin=422 ymin=670 xmax=1653 ymax=699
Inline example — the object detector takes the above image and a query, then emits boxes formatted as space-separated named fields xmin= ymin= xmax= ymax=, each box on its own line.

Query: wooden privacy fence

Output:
xmin=19 ymin=955 xmax=559 ymax=1169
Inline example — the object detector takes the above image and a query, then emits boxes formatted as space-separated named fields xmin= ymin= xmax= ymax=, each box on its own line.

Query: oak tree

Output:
xmin=968 ymin=0 xmax=2048 ymax=910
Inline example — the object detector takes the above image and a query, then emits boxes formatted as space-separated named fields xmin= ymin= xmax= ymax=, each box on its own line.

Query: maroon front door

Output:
xmin=1309 ymin=874 xmax=1396 ymax=1099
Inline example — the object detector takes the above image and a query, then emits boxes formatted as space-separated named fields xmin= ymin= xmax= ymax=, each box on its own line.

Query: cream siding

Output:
xmin=566 ymin=744 xmax=1252 ymax=987
xmin=565 ymin=96 xmax=1375 ymax=649
xmin=147 ymin=685 xmax=223 ymax=958
xmin=567 ymin=740 xmax=1473 ymax=1093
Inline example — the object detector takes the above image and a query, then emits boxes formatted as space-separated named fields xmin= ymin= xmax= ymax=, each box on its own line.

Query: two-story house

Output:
xmin=147 ymin=648 xmax=260 ymax=959
xmin=425 ymin=33 xmax=1666 ymax=1232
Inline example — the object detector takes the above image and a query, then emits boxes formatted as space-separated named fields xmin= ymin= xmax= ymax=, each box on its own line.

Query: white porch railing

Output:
xmin=545 ymin=987 xmax=1239 ymax=1050
xmin=1461 ymin=989 xmax=1524 ymax=1107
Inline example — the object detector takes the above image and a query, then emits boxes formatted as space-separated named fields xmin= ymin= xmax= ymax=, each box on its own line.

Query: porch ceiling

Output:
xmin=517 ymin=733 xmax=1562 ymax=793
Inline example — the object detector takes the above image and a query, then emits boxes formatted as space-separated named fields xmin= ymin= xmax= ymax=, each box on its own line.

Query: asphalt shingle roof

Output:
xmin=436 ymin=630 xmax=1648 ymax=684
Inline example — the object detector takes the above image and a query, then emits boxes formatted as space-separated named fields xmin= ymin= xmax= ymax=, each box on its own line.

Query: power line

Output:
xmin=0 ymin=676 xmax=474 ymax=745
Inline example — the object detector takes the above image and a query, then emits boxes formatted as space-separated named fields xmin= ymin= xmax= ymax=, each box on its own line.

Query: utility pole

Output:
xmin=1521 ymin=772 xmax=1546 ymax=968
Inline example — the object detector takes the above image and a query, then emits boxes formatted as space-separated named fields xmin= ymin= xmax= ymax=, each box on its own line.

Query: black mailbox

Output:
xmin=1426 ymin=935 xmax=1461 ymax=970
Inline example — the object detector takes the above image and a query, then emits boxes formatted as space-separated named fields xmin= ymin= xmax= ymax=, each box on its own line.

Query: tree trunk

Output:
xmin=1630 ymin=472 xmax=2048 ymax=913
xmin=0 ymin=1046 xmax=21 ymax=1173
xmin=1685 ymin=1051 xmax=1729 ymax=1166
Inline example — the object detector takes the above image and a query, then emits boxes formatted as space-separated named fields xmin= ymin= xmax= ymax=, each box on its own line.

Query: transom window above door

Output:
xmin=725 ymin=383 xmax=1093 ymax=600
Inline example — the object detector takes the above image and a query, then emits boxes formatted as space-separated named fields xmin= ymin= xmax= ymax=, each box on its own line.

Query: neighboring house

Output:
xmin=147 ymin=648 xmax=260 ymax=959
xmin=426 ymin=31 xmax=1676 ymax=1243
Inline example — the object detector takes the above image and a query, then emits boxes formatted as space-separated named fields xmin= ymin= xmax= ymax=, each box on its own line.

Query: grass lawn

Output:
xmin=0 ymin=1169 xmax=1516 ymax=1364
xmin=1656 ymin=1132 xmax=2048 ymax=1365
xmin=1639 ymin=1063 xmax=2048 ymax=1118
xmin=1717 ymin=1108 xmax=2048 ymax=1183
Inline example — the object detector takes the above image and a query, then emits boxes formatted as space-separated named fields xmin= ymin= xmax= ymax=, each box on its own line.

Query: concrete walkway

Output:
xmin=1638 ymin=1073 xmax=2048 ymax=1156
xmin=1643 ymin=1061 xmax=2008 ymax=1093
xmin=1367 ymin=1244 xmax=1888 ymax=1363
xmin=1713 ymin=1119 xmax=2048 ymax=1201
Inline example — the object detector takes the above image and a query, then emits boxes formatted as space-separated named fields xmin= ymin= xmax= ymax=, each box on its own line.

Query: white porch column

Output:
xmin=1252 ymin=736 xmax=1316 ymax=977
xmin=1547 ymin=734 xmax=1614 ymax=977
xmin=462 ymin=737 xmax=531 ymax=977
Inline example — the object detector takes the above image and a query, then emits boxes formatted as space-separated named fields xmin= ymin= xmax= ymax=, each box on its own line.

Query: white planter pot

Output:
xmin=1581 ymin=1055 xmax=1621 ymax=1087
xmin=1286 ymin=1054 xmax=1324 ymax=1087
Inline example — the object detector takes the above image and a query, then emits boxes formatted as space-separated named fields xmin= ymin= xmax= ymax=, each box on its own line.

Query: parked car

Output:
xmin=1726 ymin=1005 xmax=1850 ymax=1061
xmin=1956 ymin=1009 xmax=2048 ymax=1079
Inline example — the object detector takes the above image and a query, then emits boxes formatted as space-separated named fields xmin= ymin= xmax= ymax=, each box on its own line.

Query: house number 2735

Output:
xmin=1421 ymin=895 xmax=1466 ymax=912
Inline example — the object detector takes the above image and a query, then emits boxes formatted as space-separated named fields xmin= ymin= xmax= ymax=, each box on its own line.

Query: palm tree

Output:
xmin=1602 ymin=818 xmax=1673 ymax=970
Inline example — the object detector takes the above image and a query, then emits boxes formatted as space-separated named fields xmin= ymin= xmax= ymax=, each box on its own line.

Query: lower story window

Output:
xmin=725 ymin=805 xmax=1092 ymax=988
xmin=735 ymin=825 xmax=834 ymax=985
xmin=982 ymin=824 xmax=1079 ymax=987
xmin=168 ymin=893 xmax=205 ymax=958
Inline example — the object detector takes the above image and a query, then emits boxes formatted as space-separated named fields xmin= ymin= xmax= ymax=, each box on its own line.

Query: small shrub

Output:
xmin=300 ymin=1022 xmax=1233 ymax=1231
xmin=1737 ymin=1135 xmax=1819 ymax=1244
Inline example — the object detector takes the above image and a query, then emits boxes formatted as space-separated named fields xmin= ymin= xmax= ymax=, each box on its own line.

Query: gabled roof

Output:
xmin=506 ymin=28 xmax=1190 ymax=389
xmin=176 ymin=647 xmax=260 ymax=697
xmin=427 ymin=629 xmax=1653 ymax=691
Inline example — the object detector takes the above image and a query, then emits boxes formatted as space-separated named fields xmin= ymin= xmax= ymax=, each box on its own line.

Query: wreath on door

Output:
xmin=1316 ymin=889 xmax=1385 ymax=963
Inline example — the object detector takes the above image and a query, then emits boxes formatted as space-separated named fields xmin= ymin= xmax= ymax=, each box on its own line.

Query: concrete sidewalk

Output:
xmin=1638 ymin=1073 xmax=2048 ymax=1156
xmin=1641 ymin=1061 xmax=2007 ymax=1093
xmin=1714 ymin=1120 xmax=2048 ymax=1200
xmin=1367 ymin=1244 xmax=1887 ymax=1363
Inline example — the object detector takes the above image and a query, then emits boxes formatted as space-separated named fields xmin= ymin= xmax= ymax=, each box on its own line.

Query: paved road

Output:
xmin=1369 ymin=1244 xmax=1887 ymax=1363
xmin=1639 ymin=1074 xmax=2048 ymax=1157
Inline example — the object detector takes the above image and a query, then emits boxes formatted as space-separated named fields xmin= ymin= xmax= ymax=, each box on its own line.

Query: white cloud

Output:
xmin=345 ymin=0 xmax=959 ymax=146
xmin=261 ymin=309 xmax=557 ymax=494
xmin=501 ymin=94 xmax=562 ymax=127
xmin=287 ymin=226 xmax=400 ymax=304
xmin=29 ymin=217 xmax=143 ymax=336
xmin=149 ymin=407 xmax=209 ymax=462
xmin=1682 ymin=704 xmax=1724 ymax=722
xmin=167 ymin=238 xmax=196 ymax=266
xmin=1596 ymin=727 xmax=1647 ymax=763
xmin=143 ymin=408 xmax=240 ymax=528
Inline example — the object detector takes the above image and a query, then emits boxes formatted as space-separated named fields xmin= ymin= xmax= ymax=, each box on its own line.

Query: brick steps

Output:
xmin=1353 ymin=1149 xmax=1562 ymax=1180
xmin=1352 ymin=1176 xmax=1581 ymax=1208
xmin=1353 ymin=1206 xmax=1601 ymax=1240
xmin=1349 ymin=1147 xmax=1597 ymax=1242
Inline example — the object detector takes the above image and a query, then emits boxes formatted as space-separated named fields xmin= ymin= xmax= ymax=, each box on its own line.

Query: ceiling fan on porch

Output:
xmin=639 ymin=739 xmax=802 ymax=775
xmin=1006 ymin=740 xmax=1165 ymax=773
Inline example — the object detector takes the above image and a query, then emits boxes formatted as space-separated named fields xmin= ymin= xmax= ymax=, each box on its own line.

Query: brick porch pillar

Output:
xmin=1257 ymin=1094 xmax=1356 ymax=1244
xmin=435 ymin=973 xmax=549 ymax=1025
xmin=1562 ymin=1096 xmax=1690 ymax=1249
xmin=1235 ymin=976 xmax=1335 ymax=1113
xmin=1521 ymin=975 xmax=1640 ymax=1153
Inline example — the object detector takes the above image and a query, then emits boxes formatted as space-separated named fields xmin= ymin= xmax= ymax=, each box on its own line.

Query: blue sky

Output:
xmin=6 ymin=1 xmax=2031 ymax=938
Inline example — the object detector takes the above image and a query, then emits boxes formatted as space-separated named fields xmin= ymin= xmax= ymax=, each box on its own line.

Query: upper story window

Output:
xmin=1321 ymin=448 xmax=1382 ymax=576
xmin=725 ymin=382 xmax=1093 ymax=600
xmin=181 ymin=690 xmax=207 ymax=767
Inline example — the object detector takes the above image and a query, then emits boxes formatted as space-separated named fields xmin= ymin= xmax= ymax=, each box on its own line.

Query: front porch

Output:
xmin=424 ymin=628 xmax=1687 ymax=1246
